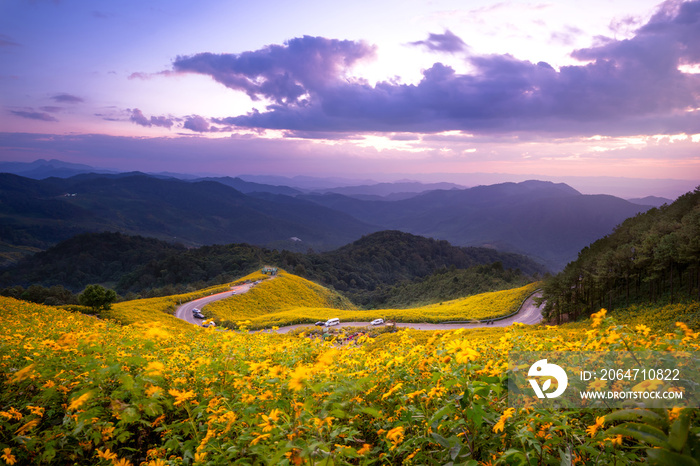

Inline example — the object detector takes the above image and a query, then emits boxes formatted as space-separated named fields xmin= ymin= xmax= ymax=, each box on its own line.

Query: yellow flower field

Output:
xmin=0 ymin=274 xmax=698 ymax=465
xmin=204 ymin=271 xmax=539 ymax=329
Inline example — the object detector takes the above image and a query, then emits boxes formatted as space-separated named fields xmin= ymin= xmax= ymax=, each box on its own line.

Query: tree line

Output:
xmin=540 ymin=187 xmax=700 ymax=323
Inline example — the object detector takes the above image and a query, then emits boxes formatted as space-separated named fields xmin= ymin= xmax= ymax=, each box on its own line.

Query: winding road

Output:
xmin=175 ymin=283 xmax=544 ymax=332
xmin=174 ymin=282 xmax=255 ymax=325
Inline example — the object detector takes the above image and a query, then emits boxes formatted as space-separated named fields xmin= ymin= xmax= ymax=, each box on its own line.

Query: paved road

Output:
xmin=175 ymin=285 xmax=543 ymax=332
xmin=271 ymin=291 xmax=544 ymax=333
xmin=175 ymin=282 xmax=254 ymax=326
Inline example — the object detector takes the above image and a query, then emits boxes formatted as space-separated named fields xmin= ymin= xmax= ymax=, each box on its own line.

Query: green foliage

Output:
xmin=605 ymin=408 xmax=700 ymax=465
xmin=78 ymin=284 xmax=117 ymax=311
xmin=361 ymin=261 xmax=531 ymax=308
xmin=542 ymin=187 xmax=700 ymax=323
xmin=1 ymin=230 xmax=546 ymax=306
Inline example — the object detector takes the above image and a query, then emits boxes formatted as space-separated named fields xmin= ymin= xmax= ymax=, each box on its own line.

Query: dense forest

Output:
xmin=541 ymin=187 xmax=700 ymax=323
xmin=1 ymin=230 xmax=546 ymax=308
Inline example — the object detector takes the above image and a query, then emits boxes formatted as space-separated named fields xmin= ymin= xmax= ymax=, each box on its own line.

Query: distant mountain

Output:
xmin=0 ymin=158 xmax=116 ymax=179
xmin=238 ymin=174 xmax=377 ymax=190
xmin=315 ymin=181 xmax=466 ymax=198
xmin=0 ymin=172 xmax=379 ymax=259
xmin=626 ymin=196 xmax=671 ymax=207
xmin=300 ymin=180 xmax=652 ymax=271
xmin=195 ymin=176 xmax=302 ymax=196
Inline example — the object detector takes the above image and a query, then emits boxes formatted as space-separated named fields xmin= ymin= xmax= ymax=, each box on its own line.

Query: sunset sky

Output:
xmin=1 ymin=0 xmax=699 ymax=187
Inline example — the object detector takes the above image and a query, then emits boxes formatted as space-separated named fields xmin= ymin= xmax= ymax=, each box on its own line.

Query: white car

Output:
xmin=371 ymin=318 xmax=384 ymax=326
xmin=324 ymin=318 xmax=340 ymax=327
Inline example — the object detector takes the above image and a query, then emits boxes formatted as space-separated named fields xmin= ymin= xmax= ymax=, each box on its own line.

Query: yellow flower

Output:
xmin=8 ymin=364 xmax=35 ymax=384
xmin=382 ymin=382 xmax=403 ymax=400
xmin=632 ymin=379 xmax=665 ymax=392
xmin=1 ymin=448 xmax=17 ymax=465
xmin=604 ymin=434 xmax=623 ymax=446
xmin=357 ymin=444 xmax=372 ymax=455
xmin=586 ymin=416 xmax=605 ymax=437
xmin=635 ymin=325 xmax=651 ymax=337
xmin=258 ymin=408 xmax=283 ymax=432
xmin=169 ymin=389 xmax=196 ymax=406
xmin=288 ymin=366 xmax=310 ymax=391
xmin=144 ymin=361 xmax=165 ymax=377
xmin=145 ymin=385 xmax=163 ymax=397
xmin=67 ymin=392 xmax=92 ymax=411
xmin=15 ymin=419 xmax=39 ymax=435
xmin=250 ymin=433 xmax=271 ymax=445
xmin=113 ymin=459 xmax=133 ymax=466
xmin=95 ymin=449 xmax=118 ymax=461
xmin=386 ymin=426 xmax=405 ymax=447
xmin=143 ymin=460 xmax=167 ymax=466
xmin=26 ymin=405 xmax=44 ymax=417
xmin=591 ymin=309 xmax=607 ymax=328
xmin=587 ymin=379 xmax=607 ymax=391
xmin=493 ymin=408 xmax=515 ymax=433
xmin=668 ymin=407 xmax=683 ymax=422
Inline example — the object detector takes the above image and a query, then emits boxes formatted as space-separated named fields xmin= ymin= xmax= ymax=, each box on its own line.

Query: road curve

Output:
xmin=175 ymin=282 xmax=254 ymax=326
xmin=271 ymin=291 xmax=544 ymax=334
xmin=175 ymin=285 xmax=543 ymax=332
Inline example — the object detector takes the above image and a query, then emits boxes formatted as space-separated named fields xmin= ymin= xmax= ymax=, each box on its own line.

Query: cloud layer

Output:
xmin=171 ymin=1 xmax=700 ymax=137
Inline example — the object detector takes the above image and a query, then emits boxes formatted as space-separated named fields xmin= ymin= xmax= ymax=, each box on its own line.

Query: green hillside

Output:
xmin=541 ymin=186 xmax=700 ymax=322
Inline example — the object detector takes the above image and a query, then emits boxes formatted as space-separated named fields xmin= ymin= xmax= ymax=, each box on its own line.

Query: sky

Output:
xmin=1 ymin=0 xmax=699 ymax=193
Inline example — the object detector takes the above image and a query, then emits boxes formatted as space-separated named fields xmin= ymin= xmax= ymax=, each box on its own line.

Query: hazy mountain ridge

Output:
xmin=0 ymin=172 xmax=379 ymax=256
xmin=299 ymin=181 xmax=651 ymax=270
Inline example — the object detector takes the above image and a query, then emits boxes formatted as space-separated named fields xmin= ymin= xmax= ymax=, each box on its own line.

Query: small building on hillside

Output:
xmin=262 ymin=266 xmax=278 ymax=275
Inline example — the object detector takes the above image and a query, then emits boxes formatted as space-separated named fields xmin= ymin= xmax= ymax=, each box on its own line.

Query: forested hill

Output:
xmin=1 ymin=230 xmax=547 ymax=306
xmin=0 ymin=172 xmax=377 ymax=256
xmin=541 ymin=187 xmax=700 ymax=322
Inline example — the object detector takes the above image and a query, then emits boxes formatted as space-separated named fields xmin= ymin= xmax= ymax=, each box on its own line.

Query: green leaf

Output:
xmin=430 ymin=432 xmax=452 ymax=449
xmin=606 ymin=423 xmax=671 ymax=449
xmin=668 ymin=410 xmax=691 ymax=452
xmin=429 ymin=403 xmax=455 ymax=429
xmin=604 ymin=409 xmax=669 ymax=430
xmin=360 ymin=407 xmax=382 ymax=418
xmin=646 ymin=448 xmax=700 ymax=466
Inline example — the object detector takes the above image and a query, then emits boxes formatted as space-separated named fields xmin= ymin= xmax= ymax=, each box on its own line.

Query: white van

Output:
xmin=324 ymin=318 xmax=340 ymax=327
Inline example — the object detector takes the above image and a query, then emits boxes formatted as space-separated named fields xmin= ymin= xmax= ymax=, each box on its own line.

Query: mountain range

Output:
xmin=0 ymin=168 xmax=660 ymax=270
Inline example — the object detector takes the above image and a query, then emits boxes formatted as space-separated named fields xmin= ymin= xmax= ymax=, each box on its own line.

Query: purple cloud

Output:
xmin=129 ymin=108 xmax=174 ymax=128
xmin=173 ymin=35 xmax=376 ymax=105
xmin=183 ymin=115 xmax=213 ymax=132
xmin=51 ymin=93 xmax=84 ymax=104
xmin=409 ymin=30 xmax=468 ymax=53
xmin=172 ymin=2 xmax=700 ymax=137
xmin=10 ymin=110 xmax=58 ymax=122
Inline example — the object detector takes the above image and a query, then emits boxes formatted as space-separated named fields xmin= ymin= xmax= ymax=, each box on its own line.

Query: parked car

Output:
xmin=371 ymin=318 xmax=384 ymax=326
xmin=193 ymin=310 xmax=205 ymax=319
xmin=324 ymin=318 xmax=340 ymax=327
xmin=202 ymin=320 xmax=216 ymax=328
xmin=314 ymin=321 xmax=325 ymax=326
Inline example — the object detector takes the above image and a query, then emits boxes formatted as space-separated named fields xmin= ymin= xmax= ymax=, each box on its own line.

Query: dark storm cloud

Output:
xmin=51 ymin=93 xmax=84 ymax=103
xmin=173 ymin=2 xmax=700 ymax=137
xmin=10 ymin=109 xmax=58 ymax=122
xmin=129 ymin=108 xmax=174 ymax=128
xmin=409 ymin=30 xmax=469 ymax=53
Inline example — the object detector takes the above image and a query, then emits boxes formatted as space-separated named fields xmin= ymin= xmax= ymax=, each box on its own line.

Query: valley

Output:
xmin=0 ymin=172 xmax=698 ymax=465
